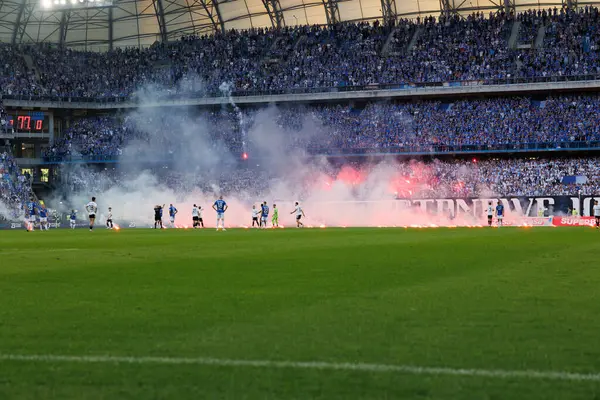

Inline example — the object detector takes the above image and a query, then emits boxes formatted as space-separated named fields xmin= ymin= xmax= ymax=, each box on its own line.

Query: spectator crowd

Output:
xmin=2 ymin=8 xmax=600 ymax=98
xmin=43 ymin=94 xmax=600 ymax=160
xmin=0 ymin=152 xmax=33 ymax=216
xmin=388 ymin=157 xmax=600 ymax=198
xmin=57 ymin=156 xmax=600 ymax=201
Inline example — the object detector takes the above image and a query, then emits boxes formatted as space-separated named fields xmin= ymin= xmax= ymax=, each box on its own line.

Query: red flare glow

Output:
xmin=336 ymin=166 xmax=364 ymax=186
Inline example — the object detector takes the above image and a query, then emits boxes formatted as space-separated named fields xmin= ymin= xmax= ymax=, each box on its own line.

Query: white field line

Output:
xmin=0 ymin=354 xmax=599 ymax=382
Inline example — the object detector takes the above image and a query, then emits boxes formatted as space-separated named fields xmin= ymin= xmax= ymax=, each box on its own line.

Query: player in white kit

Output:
xmin=290 ymin=202 xmax=305 ymax=228
xmin=192 ymin=204 xmax=200 ymax=228
xmin=594 ymin=200 xmax=600 ymax=230
xmin=197 ymin=206 xmax=204 ymax=228
xmin=86 ymin=197 xmax=98 ymax=231
xmin=251 ymin=205 xmax=260 ymax=228
xmin=486 ymin=202 xmax=494 ymax=227
xmin=106 ymin=207 xmax=114 ymax=229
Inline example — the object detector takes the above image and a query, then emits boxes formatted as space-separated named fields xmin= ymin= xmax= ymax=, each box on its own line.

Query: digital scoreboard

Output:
xmin=5 ymin=111 xmax=50 ymax=133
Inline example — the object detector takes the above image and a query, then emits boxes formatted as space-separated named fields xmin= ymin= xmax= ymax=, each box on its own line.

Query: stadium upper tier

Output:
xmin=0 ymin=0 xmax=583 ymax=50
xmin=2 ymin=8 xmax=600 ymax=99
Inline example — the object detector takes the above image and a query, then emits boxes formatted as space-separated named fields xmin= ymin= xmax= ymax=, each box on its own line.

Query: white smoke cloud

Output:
xmin=0 ymin=199 xmax=15 ymax=222
xmin=49 ymin=87 xmax=502 ymax=228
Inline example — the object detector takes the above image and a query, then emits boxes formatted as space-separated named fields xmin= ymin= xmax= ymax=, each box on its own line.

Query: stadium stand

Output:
xmin=1 ymin=8 xmax=600 ymax=99
xmin=43 ymin=94 xmax=600 ymax=160
xmin=55 ymin=157 xmax=600 ymax=199
xmin=0 ymin=151 xmax=33 ymax=215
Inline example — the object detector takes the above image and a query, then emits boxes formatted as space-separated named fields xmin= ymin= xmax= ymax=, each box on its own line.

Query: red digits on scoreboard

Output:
xmin=17 ymin=116 xmax=32 ymax=130
xmin=35 ymin=120 xmax=42 ymax=130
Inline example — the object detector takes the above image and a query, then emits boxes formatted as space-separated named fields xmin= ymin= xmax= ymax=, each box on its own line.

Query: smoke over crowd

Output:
xmin=49 ymin=85 xmax=558 ymax=228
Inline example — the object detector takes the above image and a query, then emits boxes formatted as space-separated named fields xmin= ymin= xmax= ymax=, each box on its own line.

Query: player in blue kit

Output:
xmin=260 ymin=201 xmax=269 ymax=228
xmin=169 ymin=204 xmax=178 ymax=227
xmin=212 ymin=196 xmax=227 ymax=231
xmin=24 ymin=197 xmax=37 ymax=231
xmin=495 ymin=201 xmax=504 ymax=227
xmin=38 ymin=206 xmax=49 ymax=231
xmin=69 ymin=210 xmax=77 ymax=229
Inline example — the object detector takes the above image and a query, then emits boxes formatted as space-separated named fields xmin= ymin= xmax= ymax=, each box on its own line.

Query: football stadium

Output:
xmin=1 ymin=0 xmax=600 ymax=397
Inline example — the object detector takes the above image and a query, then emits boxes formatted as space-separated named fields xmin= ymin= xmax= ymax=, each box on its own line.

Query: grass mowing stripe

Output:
xmin=1 ymin=354 xmax=600 ymax=383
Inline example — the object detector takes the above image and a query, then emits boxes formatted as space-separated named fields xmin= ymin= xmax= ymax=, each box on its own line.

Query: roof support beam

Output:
xmin=152 ymin=0 xmax=169 ymax=42
xmin=504 ymin=0 xmax=515 ymax=15
xmin=262 ymin=0 xmax=285 ymax=29
xmin=380 ymin=0 xmax=396 ymax=26
xmin=198 ymin=0 xmax=224 ymax=33
xmin=439 ymin=0 xmax=459 ymax=17
xmin=322 ymin=0 xmax=340 ymax=25
xmin=108 ymin=6 xmax=113 ymax=50
xmin=213 ymin=0 xmax=225 ymax=32
xmin=11 ymin=0 xmax=26 ymax=44
xmin=59 ymin=10 xmax=70 ymax=47
xmin=262 ymin=0 xmax=285 ymax=28
xmin=562 ymin=0 xmax=576 ymax=10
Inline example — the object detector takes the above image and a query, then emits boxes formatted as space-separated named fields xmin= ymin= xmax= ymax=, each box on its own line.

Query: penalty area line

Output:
xmin=0 ymin=354 xmax=599 ymax=382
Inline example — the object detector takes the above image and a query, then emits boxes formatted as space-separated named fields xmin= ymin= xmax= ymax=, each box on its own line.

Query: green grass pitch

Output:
xmin=1 ymin=227 xmax=600 ymax=399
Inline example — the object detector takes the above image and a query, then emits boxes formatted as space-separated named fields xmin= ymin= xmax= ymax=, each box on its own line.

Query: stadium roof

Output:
xmin=0 ymin=0 xmax=569 ymax=50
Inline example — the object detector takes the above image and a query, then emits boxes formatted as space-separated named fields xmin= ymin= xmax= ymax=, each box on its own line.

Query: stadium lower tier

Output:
xmin=3 ymin=153 xmax=600 ymax=229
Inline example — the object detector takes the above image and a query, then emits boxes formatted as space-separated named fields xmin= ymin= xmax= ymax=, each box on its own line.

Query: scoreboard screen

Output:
xmin=5 ymin=111 xmax=50 ymax=133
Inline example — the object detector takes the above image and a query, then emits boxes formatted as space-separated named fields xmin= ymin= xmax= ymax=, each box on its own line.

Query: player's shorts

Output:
xmin=40 ymin=217 xmax=48 ymax=223
xmin=262 ymin=216 xmax=268 ymax=222
xmin=497 ymin=215 xmax=503 ymax=220
xmin=28 ymin=215 xmax=36 ymax=222
xmin=272 ymin=218 xmax=278 ymax=224
xmin=487 ymin=215 xmax=493 ymax=221
xmin=89 ymin=214 xmax=96 ymax=219
xmin=252 ymin=217 xmax=258 ymax=222
xmin=198 ymin=218 xmax=203 ymax=223
xmin=154 ymin=214 xmax=161 ymax=221
xmin=193 ymin=216 xmax=199 ymax=222
xmin=595 ymin=216 xmax=600 ymax=222
xmin=217 ymin=212 xmax=224 ymax=219
xmin=106 ymin=219 xmax=112 ymax=224
xmin=170 ymin=216 xmax=175 ymax=223
xmin=296 ymin=215 xmax=302 ymax=220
